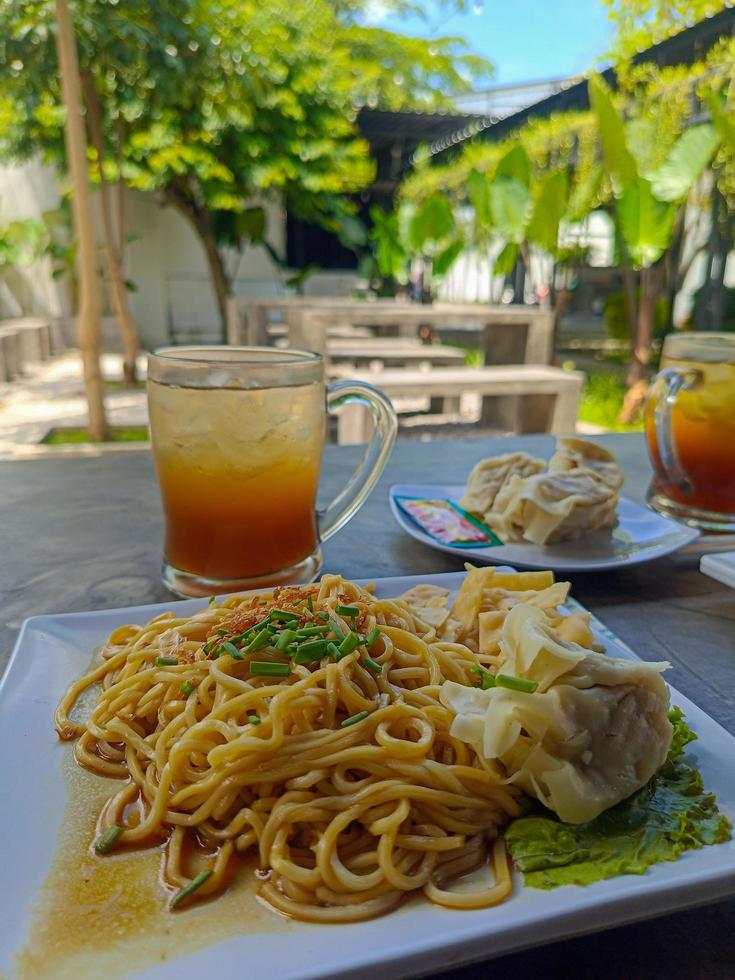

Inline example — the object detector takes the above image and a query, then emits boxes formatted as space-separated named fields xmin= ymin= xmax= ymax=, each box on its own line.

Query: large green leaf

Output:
xmin=368 ymin=206 xmax=406 ymax=280
xmin=493 ymin=240 xmax=519 ymax=277
xmin=706 ymin=92 xmax=735 ymax=149
xmin=527 ymin=170 xmax=568 ymax=253
xmin=650 ymin=124 xmax=720 ymax=203
xmin=617 ymin=176 xmax=676 ymax=267
xmin=566 ymin=162 xmax=604 ymax=221
xmin=489 ymin=178 xmax=531 ymax=243
xmin=588 ymin=74 xmax=638 ymax=191
xmin=493 ymin=144 xmax=531 ymax=186
xmin=466 ymin=169 xmax=491 ymax=227
xmin=408 ymin=194 xmax=454 ymax=251
xmin=432 ymin=237 xmax=464 ymax=279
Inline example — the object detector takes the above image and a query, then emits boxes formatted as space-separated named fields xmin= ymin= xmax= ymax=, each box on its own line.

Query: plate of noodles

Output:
xmin=1 ymin=568 xmax=733 ymax=980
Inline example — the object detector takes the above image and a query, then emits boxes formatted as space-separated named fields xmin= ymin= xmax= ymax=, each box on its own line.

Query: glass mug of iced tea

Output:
xmin=645 ymin=332 xmax=735 ymax=531
xmin=147 ymin=346 xmax=398 ymax=596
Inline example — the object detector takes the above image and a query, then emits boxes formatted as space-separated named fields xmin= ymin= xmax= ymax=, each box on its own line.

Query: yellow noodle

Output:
xmin=56 ymin=575 xmax=522 ymax=922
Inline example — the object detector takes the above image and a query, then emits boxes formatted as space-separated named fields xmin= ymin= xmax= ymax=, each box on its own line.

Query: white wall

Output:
xmin=0 ymin=159 xmax=71 ymax=319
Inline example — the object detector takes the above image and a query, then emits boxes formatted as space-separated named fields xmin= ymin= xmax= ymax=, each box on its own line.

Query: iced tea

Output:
xmin=646 ymin=332 xmax=735 ymax=527
xmin=148 ymin=379 xmax=324 ymax=580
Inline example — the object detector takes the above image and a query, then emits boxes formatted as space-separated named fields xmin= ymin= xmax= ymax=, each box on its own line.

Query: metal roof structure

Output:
xmin=429 ymin=5 xmax=735 ymax=159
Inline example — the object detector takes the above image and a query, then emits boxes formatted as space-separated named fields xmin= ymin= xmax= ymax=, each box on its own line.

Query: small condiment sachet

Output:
xmin=395 ymin=497 xmax=503 ymax=548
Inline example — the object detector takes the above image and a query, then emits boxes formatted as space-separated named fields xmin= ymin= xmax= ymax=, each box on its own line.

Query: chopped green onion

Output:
xmin=336 ymin=604 xmax=360 ymax=619
xmin=208 ymin=596 xmax=216 ymax=606
xmin=268 ymin=607 xmax=300 ymax=623
xmin=363 ymin=657 xmax=382 ymax=674
xmin=170 ymin=869 xmax=214 ymax=910
xmin=219 ymin=641 xmax=243 ymax=660
xmin=247 ymin=714 xmax=261 ymax=725
xmin=496 ymin=673 xmax=538 ymax=693
xmin=249 ymin=661 xmax=290 ymax=677
xmin=365 ymin=626 xmax=381 ymax=647
xmin=216 ymin=628 xmax=228 ymax=636
xmin=341 ymin=710 xmax=370 ymax=728
xmin=338 ymin=632 xmax=361 ymax=657
xmin=230 ymin=618 xmax=270 ymax=644
xmin=294 ymin=625 xmax=329 ymax=637
xmin=307 ymin=595 xmax=314 ymax=613
xmin=327 ymin=641 xmax=342 ymax=660
xmin=95 ymin=824 xmax=123 ymax=854
xmin=294 ymin=639 xmax=327 ymax=664
xmin=316 ymin=611 xmax=329 ymax=622
xmin=156 ymin=656 xmax=178 ymax=667
xmin=180 ymin=681 xmax=195 ymax=697
xmin=244 ymin=629 xmax=274 ymax=653
xmin=471 ymin=664 xmax=496 ymax=690
xmin=328 ymin=620 xmax=346 ymax=642
xmin=275 ymin=629 xmax=297 ymax=651
xmin=202 ymin=640 xmax=217 ymax=654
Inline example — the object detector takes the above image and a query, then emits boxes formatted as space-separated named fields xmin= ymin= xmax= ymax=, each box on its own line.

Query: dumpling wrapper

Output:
xmin=460 ymin=452 xmax=545 ymax=519
xmin=440 ymin=604 xmax=672 ymax=824
xmin=487 ymin=470 xmax=618 ymax=545
xmin=548 ymin=437 xmax=625 ymax=492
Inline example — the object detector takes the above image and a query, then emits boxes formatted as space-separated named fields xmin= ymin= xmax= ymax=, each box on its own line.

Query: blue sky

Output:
xmin=377 ymin=0 xmax=613 ymax=87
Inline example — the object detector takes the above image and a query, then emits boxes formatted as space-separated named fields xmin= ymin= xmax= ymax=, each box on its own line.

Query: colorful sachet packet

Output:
xmin=395 ymin=497 xmax=503 ymax=548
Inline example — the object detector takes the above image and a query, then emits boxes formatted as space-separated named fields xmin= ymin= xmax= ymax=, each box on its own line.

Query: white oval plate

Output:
xmin=389 ymin=483 xmax=700 ymax=572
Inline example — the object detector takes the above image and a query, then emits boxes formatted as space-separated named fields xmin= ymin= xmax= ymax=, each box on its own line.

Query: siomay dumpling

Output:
xmin=548 ymin=437 xmax=625 ymax=492
xmin=440 ymin=604 xmax=672 ymax=824
xmin=485 ymin=469 xmax=619 ymax=546
xmin=460 ymin=452 xmax=545 ymax=521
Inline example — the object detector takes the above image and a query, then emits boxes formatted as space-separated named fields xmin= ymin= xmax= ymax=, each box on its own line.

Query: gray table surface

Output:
xmin=1 ymin=433 xmax=734 ymax=978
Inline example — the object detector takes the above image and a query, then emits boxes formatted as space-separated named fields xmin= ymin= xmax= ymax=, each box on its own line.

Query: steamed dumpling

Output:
xmin=440 ymin=604 xmax=672 ymax=824
xmin=548 ymin=437 xmax=625 ymax=492
xmin=460 ymin=452 xmax=545 ymax=520
xmin=485 ymin=470 xmax=618 ymax=546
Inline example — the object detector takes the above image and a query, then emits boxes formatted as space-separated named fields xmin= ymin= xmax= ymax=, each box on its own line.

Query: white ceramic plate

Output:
xmin=390 ymin=484 xmax=700 ymax=572
xmin=1 ymin=572 xmax=733 ymax=980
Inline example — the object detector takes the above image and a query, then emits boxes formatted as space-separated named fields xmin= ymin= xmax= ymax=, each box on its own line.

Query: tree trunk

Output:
xmin=163 ymin=185 xmax=230 ymax=341
xmin=54 ymin=0 xmax=109 ymax=440
xmin=627 ymin=262 xmax=664 ymax=386
xmin=200 ymin=228 xmax=230 ymax=340
xmin=81 ymin=71 xmax=139 ymax=384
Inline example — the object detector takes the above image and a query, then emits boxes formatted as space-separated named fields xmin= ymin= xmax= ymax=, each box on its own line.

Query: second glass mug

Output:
xmin=645 ymin=331 xmax=735 ymax=531
xmin=147 ymin=347 xmax=398 ymax=597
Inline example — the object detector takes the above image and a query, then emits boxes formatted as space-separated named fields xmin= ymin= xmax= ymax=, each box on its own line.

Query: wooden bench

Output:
xmin=331 ymin=365 xmax=584 ymax=444
xmin=0 ymin=318 xmax=55 ymax=381
xmin=267 ymin=323 xmax=373 ymax=341
xmin=324 ymin=339 xmax=466 ymax=369
xmin=288 ymin=305 xmax=553 ymax=366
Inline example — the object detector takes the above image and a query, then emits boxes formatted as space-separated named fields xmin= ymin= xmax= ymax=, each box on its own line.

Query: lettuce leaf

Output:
xmin=505 ymin=708 xmax=732 ymax=889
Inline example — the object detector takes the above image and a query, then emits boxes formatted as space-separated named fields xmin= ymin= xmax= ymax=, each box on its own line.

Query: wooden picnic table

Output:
xmin=1 ymin=433 xmax=733 ymax=978
xmin=235 ymin=298 xmax=554 ymax=366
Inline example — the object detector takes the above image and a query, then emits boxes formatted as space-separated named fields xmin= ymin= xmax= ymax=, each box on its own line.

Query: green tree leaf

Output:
xmin=432 ymin=237 xmax=464 ymax=278
xmin=706 ymin=91 xmax=735 ymax=150
xmin=493 ymin=240 xmax=519 ymax=277
xmin=650 ymin=123 xmax=720 ymax=202
xmin=527 ymin=169 xmax=568 ymax=253
xmin=617 ymin=177 xmax=676 ymax=267
xmin=489 ymin=177 xmax=531 ymax=243
xmin=588 ymin=74 xmax=638 ymax=191
xmin=493 ymin=144 xmax=531 ymax=185
xmin=466 ymin=168 xmax=491 ymax=226
xmin=566 ymin=162 xmax=603 ymax=222
xmin=408 ymin=194 xmax=454 ymax=251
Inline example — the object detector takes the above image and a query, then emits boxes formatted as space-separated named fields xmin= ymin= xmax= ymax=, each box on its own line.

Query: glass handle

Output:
xmin=319 ymin=381 xmax=398 ymax=542
xmin=646 ymin=367 xmax=696 ymax=493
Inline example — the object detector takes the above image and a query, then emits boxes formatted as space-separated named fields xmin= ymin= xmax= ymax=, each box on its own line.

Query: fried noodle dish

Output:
xmin=56 ymin=568 xmax=675 ymax=922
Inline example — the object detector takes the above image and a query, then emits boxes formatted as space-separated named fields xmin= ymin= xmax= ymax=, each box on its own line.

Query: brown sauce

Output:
xmin=16 ymin=747 xmax=295 ymax=980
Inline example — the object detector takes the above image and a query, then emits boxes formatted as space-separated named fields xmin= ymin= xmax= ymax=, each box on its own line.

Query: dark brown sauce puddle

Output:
xmin=16 ymin=747 xmax=295 ymax=979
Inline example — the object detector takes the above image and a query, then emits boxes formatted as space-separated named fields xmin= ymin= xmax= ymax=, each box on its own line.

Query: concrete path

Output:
xmin=0 ymin=349 xmax=604 ymax=460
